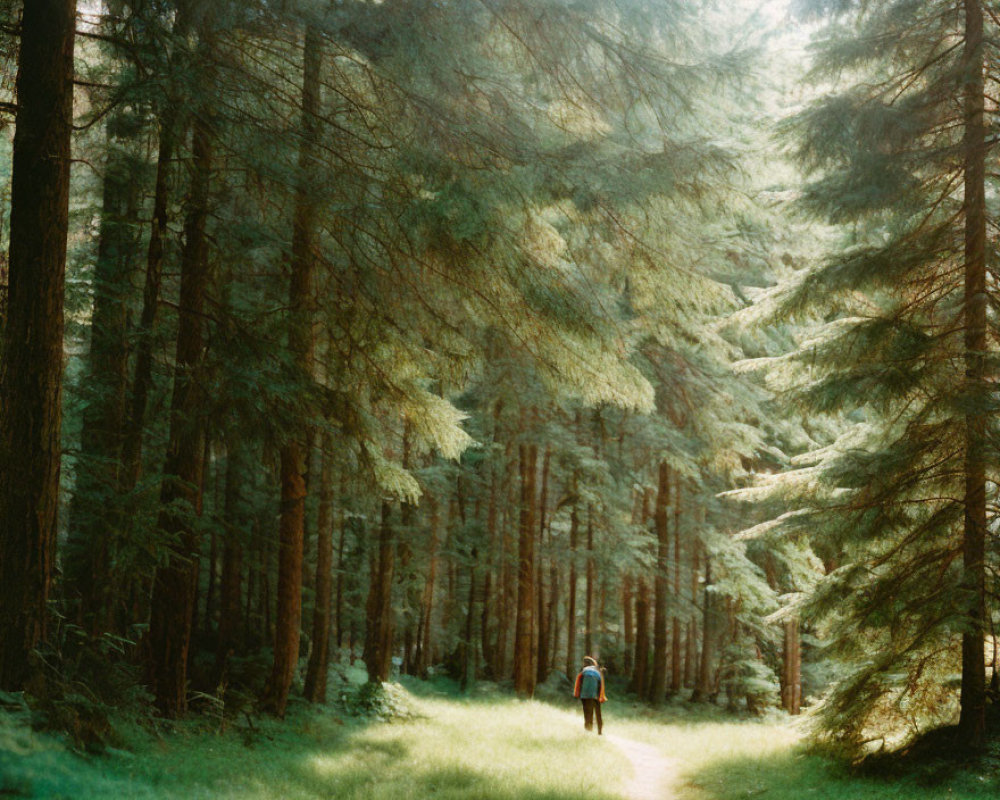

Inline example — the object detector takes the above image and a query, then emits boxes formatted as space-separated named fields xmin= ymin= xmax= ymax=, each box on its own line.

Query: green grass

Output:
xmin=605 ymin=701 xmax=1000 ymax=800
xmin=3 ymin=681 xmax=999 ymax=799
xmin=1 ymin=682 xmax=628 ymax=800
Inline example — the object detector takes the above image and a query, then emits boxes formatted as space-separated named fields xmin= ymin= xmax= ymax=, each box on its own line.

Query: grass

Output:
xmin=3 ymin=678 xmax=1000 ymax=799
xmin=604 ymin=697 xmax=1000 ymax=800
xmin=1 ymin=678 xmax=628 ymax=800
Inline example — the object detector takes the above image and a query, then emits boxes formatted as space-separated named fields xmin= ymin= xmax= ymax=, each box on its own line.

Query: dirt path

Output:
xmin=606 ymin=734 xmax=680 ymax=800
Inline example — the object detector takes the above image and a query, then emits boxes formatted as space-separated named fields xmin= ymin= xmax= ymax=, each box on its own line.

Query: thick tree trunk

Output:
xmin=0 ymin=0 xmax=76 ymax=691
xmin=261 ymin=22 xmax=322 ymax=716
xmin=364 ymin=502 xmax=396 ymax=682
xmin=959 ymin=0 xmax=987 ymax=750
xmin=304 ymin=437 xmax=334 ymax=702
xmin=513 ymin=442 xmax=538 ymax=696
xmin=147 ymin=109 xmax=213 ymax=717
xmin=649 ymin=461 xmax=670 ymax=704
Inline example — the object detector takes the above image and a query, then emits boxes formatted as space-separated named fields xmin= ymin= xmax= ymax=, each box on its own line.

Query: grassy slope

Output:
xmin=2 ymin=680 xmax=999 ymax=799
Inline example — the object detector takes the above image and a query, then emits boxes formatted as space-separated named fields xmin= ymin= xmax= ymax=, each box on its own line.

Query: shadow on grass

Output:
xmin=681 ymin=746 xmax=999 ymax=800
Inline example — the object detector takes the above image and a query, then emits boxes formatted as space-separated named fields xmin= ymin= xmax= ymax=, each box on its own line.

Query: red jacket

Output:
xmin=573 ymin=667 xmax=607 ymax=703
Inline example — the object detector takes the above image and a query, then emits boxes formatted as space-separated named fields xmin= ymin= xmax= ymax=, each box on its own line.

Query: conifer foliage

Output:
xmin=751 ymin=0 xmax=999 ymax=751
xmin=5 ymin=0 xmax=961 ymax=759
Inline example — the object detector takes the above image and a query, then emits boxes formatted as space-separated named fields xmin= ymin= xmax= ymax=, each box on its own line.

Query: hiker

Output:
xmin=573 ymin=655 xmax=606 ymax=734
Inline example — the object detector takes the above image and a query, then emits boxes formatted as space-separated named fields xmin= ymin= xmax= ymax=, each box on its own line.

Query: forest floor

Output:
xmin=2 ymin=673 xmax=1000 ymax=799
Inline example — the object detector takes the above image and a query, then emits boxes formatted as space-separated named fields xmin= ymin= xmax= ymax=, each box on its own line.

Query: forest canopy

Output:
xmin=0 ymin=0 xmax=998 ymax=767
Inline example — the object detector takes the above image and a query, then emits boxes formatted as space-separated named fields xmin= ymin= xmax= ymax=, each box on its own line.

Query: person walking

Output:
xmin=573 ymin=655 xmax=607 ymax=734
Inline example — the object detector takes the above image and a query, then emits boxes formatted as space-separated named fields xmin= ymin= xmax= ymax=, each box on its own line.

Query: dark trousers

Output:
xmin=581 ymin=698 xmax=602 ymax=734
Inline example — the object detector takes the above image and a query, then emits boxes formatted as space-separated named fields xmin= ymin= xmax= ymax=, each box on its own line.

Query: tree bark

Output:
xmin=649 ymin=461 xmax=670 ymax=704
xmin=0 ymin=0 xmax=76 ymax=691
xmin=685 ymin=533 xmax=701 ymax=689
xmin=513 ymin=442 xmax=538 ymax=696
xmin=304 ymin=436 xmax=334 ymax=702
xmin=584 ymin=506 xmax=595 ymax=658
xmin=147 ymin=106 xmax=213 ymax=717
xmin=364 ymin=501 xmax=396 ymax=682
xmin=462 ymin=553 xmax=478 ymax=690
xmin=565 ymin=492 xmax=579 ymax=678
xmin=67 ymin=125 xmax=140 ymax=634
xmin=781 ymin=616 xmax=801 ymax=715
xmin=535 ymin=444 xmax=551 ymax=684
xmin=623 ymin=573 xmax=634 ymax=677
xmin=261 ymin=21 xmax=322 ymax=717
xmin=416 ymin=495 xmax=441 ymax=677
xmin=959 ymin=0 xmax=987 ymax=750
xmin=334 ymin=473 xmax=347 ymax=649
xmin=631 ymin=576 xmax=651 ymax=695
xmin=692 ymin=553 xmax=714 ymax=703
xmin=211 ymin=440 xmax=248 ymax=688
xmin=670 ymin=482 xmax=683 ymax=694
xmin=120 ymin=8 xmax=193 ymax=491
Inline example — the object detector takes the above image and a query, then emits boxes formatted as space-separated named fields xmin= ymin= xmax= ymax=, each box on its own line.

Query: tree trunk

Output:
xmin=649 ymin=461 xmax=670 ymax=704
xmin=67 ymin=125 xmax=140 ymax=634
xmin=462 ymin=554 xmax=478 ymax=690
xmin=959 ymin=0 xmax=987 ymax=750
xmin=147 ymin=107 xmax=213 ymax=717
xmin=623 ymin=573 xmax=634 ymax=676
xmin=397 ymin=426 xmax=418 ymax=675
xmin=304 ymin=436 xmax=334 ymax=702
xmin=120 ymin=8 xmax=192 ymax=491
xmin=565 ymin=496 xmax=579 ymax=678
xmin=364 ymin=501 xmax=396 ymax=682
xmin=0 ymin=0 xmax=76 ymax=691
xmin=513 ymin=442 xmax=538 ymax=696
xmin=692 ymin=553 xmax=714 ymax=703
xmin=334 ymin=473 xmax=347 ymax=649
xmin=685 ymin=534 xmax=701 ymax=689
xmin=535 ymin=444 xmax=551 ymax=685
xmin=480 ymin=477 xmax=497 ymax=674
xmin=631 ymin=576 xmax=651 ymax=695
xmin=781 ymin=616 xmax=801 ymax=715
xmin=546 ymin=562 xmax=560 ymax=675
xmin=584 ymin=506 xmax=595 ymax=658
xmin=211 ymin=440 xmax=248 ymax=688
xmin=670 ymin=482 xmax=683 ymax=694
xmin=416 ymin=495 xmax=441 ymax=677
xmin=261 ymin=22 xmax=322 ymax=717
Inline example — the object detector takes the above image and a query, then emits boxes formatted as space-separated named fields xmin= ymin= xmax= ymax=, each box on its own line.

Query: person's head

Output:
xmin=582 ymin=656 xmax=597 ymax=668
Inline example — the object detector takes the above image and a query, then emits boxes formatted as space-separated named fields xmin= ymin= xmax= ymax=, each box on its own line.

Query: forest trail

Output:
xmin=607 ymin=734 xmax=680 ymax=800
